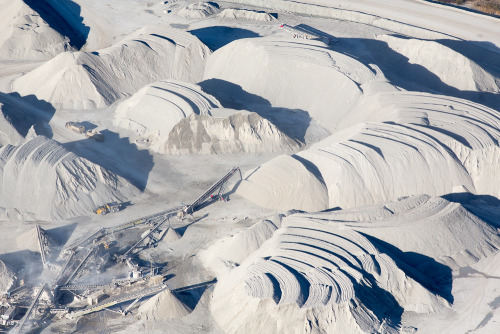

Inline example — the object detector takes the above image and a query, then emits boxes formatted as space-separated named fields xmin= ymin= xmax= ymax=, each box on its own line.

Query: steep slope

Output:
xmin=378 ymin=34 xmax=500 ymax=92
xmin=238 ymin=92 xmax=500 ymax=211
xmin=203 ymin=37 xmax=379 ymax=133
xmin=165 ymin=111 xmax=300 ymax=154
xmin=0 ymin=136 xmax=138 ymax=220
xmin=0 ymin=0 xmax=71 ymax=60
xmin=12 ymin=26 xmax=211 ymax=109
xmin=0 ymin=103 xmax=23 ymax=147
xmin=211 ymin=195 xmax=499 ymax=333
xmin=237 ymin=154 xmax=329 ymax=212
xmin=114 ymin=79 xmax=221 ymax=152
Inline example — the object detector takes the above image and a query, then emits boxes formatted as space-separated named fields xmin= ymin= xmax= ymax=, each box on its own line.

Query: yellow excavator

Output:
xmin=95 ymin=202 xmax=121 ymax=215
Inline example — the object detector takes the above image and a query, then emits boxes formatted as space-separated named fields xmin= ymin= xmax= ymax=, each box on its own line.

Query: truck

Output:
xmin=65 ymin=122 xmax=85 ymax=134
xmin=95 ymin=202 xmax=121 ymax=215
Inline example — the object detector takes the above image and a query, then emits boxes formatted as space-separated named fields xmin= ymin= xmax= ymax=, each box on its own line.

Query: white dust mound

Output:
xmin=238 ymin=92 xmax=500 ymax=211
xmin=199 ymin=219 xmax=279 ymax=276
xmin=114 ymin=79 xmax=221 ymax=152
xmin=203 ymin=37 xmax=379 ymax=132
xmin=304 ymin=195 xmax=500 ymax=269
xmin=378 ymin=35 xmax=500 ymax=92
xmin=177 ymin=2 xmax=219 ymax=19
xmin=12 ymin=26 xmax=211 ymax=110
xmin=218 ymin=8 xmax=276 ymax=21
xmin=238 ymin=155 xmax=328 ymax=212
xmin=0 ymin=136 xmax=138 ymax=220
xmin=211 ymin=204 xmax=452 ymax=334
xmin=0 ymin=260 xmax=15 ymax=294
xmin=164 ymin=227 xmax=181 ymax=242
xmin=139 ymin=289 xmax=192 ymax=320
xmin=0 ymin=0 xmax=70 ymax=60
xmin=165 ymin=111 xmax=300 ymax=154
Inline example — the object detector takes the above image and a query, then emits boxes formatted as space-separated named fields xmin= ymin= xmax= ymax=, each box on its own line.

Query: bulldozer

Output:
xmin=95 ymin=202 xmax=121 ymax=215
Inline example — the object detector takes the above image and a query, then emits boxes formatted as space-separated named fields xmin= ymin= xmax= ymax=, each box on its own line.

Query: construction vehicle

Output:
xmin=95 ymin=202 xmax=121 ymax=215
xmin=65 ymin=122 xmax=85 ymax=134
xmin=85 ymin=129 xmax=104 ymax=142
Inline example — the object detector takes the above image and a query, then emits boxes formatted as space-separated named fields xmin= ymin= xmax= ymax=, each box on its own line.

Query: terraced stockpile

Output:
xmin=238 ymin=91 xmax=500 ymax=211
xmin=114 ymin=79 xmax=221 ymax=152
xmin=13 ymin=26 xmax=211 ymax=109
xmin=211 ymin=195 xmax=499 ymax=333
xmin=0 ymin=136 xmax=138 ymax=220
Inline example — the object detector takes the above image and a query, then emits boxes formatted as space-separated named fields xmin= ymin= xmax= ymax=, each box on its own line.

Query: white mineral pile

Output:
xmin=237 ymin=154 xmax=328 ymax=211
xmin=163 ymin=227 xmax=181 ymax=242
xmin=218 ymin=8 xmax=276 ymax=21
xmin=0 ymin=0 xmax=70 ymax=59
xmin=199 ymin=219 xmax=279 ymax=276
xmin=378 ymin=34 xmax=500 ymax=92
xmin=177 ymin=2 xmax=219 ymax=19
xmin=12 ymin=26 xmax=211 ymax=109
xmin=304 ymin=195 xmax=500 ymax=269
xmin=0 ymin=136 xmax=138 ymax=220
xmin=0 ymin=260 xmax=15 ymax=294
xmin=0 ymin=103 xmax=23 ymax=146
xmin=211 ymin=198 xmax=467 ymax=333
xmin=238 ymin=92 xmax=500 ymax=211
xmin=139 ymin=289 xmax=192 ymax=320
xmin=204 ymin=37 xmax=379 ymax=132
xmin=114 ymin=79 xmax=221 ymax=152
xmin=165 ymin=111 xmax=300 ymax=154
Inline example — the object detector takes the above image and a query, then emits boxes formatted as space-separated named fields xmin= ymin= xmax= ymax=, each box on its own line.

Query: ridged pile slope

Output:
xmin=378 ymin=35 xmax=500 ymax=92
xmin=238 ymin=92 xmax=500 ymax=211
xmin=13 ymin=26 xmax=211 ymax=109
xmin=211 ymin=195 xmax=499 ymax=333
xmin=203 ymin=37 xmax=379 ymax=132
xmin=0 ymin=136 xmax=138 ymax=220
xmin=114 ymin=79 xmax=221 ymax=152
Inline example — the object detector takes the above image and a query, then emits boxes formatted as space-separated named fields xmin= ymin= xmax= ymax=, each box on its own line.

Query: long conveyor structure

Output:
xmin=107 ymin=206 xmax=184 ymax=234
xmin=16 ymin=283 xmax=46 ymax=334
xmin=62 ymin=248 xmax=94 ymax=285
xmin=70 ymin=284 xmax=168 ymax=318
xmin=35 ymin=224 xmax=47 ymax=267
xmin=123 ymin=217 xmax=169 ymax=257
xmin=185 ymin=167 xmax=241 ymax=214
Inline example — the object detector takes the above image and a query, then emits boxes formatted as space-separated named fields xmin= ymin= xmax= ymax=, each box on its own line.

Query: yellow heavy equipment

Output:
xmin=95 ymin=202 xmax=121 ymax=215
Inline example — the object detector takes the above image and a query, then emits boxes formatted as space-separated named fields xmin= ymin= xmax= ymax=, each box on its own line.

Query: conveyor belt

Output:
xmin=16 ymin=283 xmax=46 ymax=334
xmin=70 ymin=284 xmax=168 ymax=318
xmin=36 ymin=224 xmax=47 ymax=267
xmin=186 ymin=167 xmax=241 ymax=214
